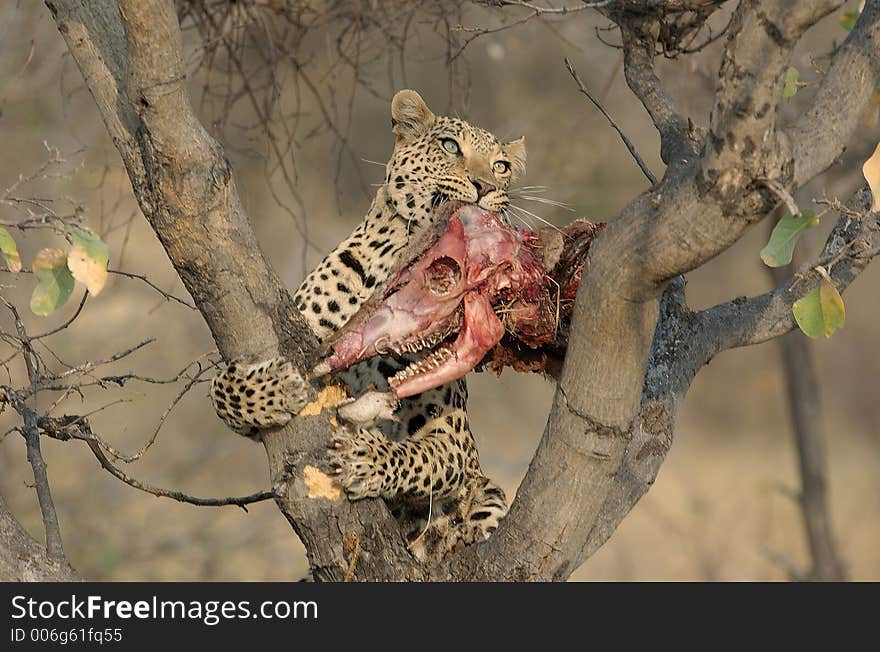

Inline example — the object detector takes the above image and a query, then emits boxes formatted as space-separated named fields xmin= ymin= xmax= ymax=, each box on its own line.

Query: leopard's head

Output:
xmin=384 ymin=90 xmax=526 ymax=222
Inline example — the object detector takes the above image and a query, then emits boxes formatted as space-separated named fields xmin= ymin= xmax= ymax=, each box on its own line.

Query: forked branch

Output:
xmin=41 ymin=0 xmax=880 ymax=581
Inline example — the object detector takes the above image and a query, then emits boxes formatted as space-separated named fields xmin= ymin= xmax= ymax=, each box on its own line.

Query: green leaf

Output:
xmin=30 ymin=248 xmax=74 ymax=316
xmin=840 ymin=11 xmax=859 ymax=31
xmin=0 ymin=227 xmax=22 ymax=272
xmin=792 ymin=277 xmax=846 ymax=339
xmin=66 ymin=224 xmax=109 ymax=295
xmin=760 ymin=209 xmax=820 ymax=267
xmin=783 ymin=67 xmax=800 ymax=99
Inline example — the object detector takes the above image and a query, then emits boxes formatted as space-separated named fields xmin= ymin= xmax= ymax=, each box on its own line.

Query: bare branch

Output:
xmin=48 ymin=0 xmax=426 ymax=581
xmin=36 ymin=414 xmax=275 ymax=511
xmin=108 ymin=269 xmax=196 ymax=309
xmin=453 ymin=1 xmax=609 ymax=58
xmin=1 ymin=298 xmax=67 ymax=564
xmin=30 ymin=293 xmax=88 ymax=340
xmin=565 ymin=57 xmax=657 ymax=185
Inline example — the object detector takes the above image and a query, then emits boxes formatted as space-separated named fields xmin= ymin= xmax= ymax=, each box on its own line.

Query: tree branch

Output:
xmin=42 ymin=0 xmax=880 ymax=583
xmin=699 ymin=190 xmax=879 ymax=353
xmin=47 ymin=0 xmax=426 ymax=581
xmin=619 ymin=25 xmax=693 ymax=165
xmin=35 ymin=414 xmax=276 ymax=511
xmin=772 ymin=312 xmax=847 ymax=581
xmin=565 ymin=57 xmax=657 ymax=185
xmin=2 ymin=299 xmax=67 ymax=564
xmin=447 ymin=2 xmax=880 ymax=580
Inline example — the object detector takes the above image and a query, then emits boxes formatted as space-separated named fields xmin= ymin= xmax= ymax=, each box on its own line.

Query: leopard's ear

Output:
xmin=391 ymin=90 xmax=436 ymax=145
xmin=504 ymin=137 xmax=526 ymax=180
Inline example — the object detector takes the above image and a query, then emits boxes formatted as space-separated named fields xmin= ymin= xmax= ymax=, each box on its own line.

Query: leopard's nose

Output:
xmin=471 ymin=178 xmax=496 ymax=198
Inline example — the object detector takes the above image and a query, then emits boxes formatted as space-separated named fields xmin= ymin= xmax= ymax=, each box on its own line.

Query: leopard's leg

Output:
xmin=403 ymin=475 xmax=508 ymax=563
xmin=210 ymin=357 xmax=309 ymax=438
xmin=329 ymin=376 xmax=508 ymax=533
xmin=329 ymin=379 xmax=477 ymax=503
xmin=449 ymin=476 xmax=508 ymax=548
xmin=397 ymin=380 xmax=508 ymax=556
xmin=328 ymin=418 xmax=473 ymax=501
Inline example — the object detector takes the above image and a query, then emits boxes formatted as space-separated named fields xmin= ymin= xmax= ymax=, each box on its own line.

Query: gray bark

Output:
xmin=0 ymin=496 xmax=81 ymax=582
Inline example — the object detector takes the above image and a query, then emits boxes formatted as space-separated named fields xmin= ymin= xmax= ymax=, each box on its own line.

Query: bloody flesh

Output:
xmin=316 ymin=204 xmax=602 ymax=398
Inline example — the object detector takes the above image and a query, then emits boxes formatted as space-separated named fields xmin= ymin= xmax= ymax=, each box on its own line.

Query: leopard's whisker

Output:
xmin=508 ymin=203 xmax=566 ymax=236
xmin=506 ymin=208 xmax=534 ymax=231
xmin=515 ymin=194 xmax=575 ymax=211
xmin=511 ymin=185 xmax=551 ymax=193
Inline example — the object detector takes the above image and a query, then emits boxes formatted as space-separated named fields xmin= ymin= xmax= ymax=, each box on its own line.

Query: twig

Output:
xmin=452 ymin=1 xmax=611 ymax=60
xmin=565 ymin=57 xmax=657 ymax=185
xmin=107 ymin=354 xmax=218 ymax=463
xmin=45 ymin=338 xmax=155 ymax=383
xmin=22 ymin=409 xmax=66 ymax=561
xmin=107 ymin=269 xmax=196 ymax=309
xmin=618 ymin=26 xmax=693 ymax=163
xmin=760 ymin=178 xmax=801 ymax=217
xmin=35 ymin=414 xmax=275 ymax=511
xmin=1 ymin=299 xmax=67 ymax=563
xmin=31 ymin=292 xmax=88 ymax=340
xmin=2 ymin=267 xmax=196 ymax=310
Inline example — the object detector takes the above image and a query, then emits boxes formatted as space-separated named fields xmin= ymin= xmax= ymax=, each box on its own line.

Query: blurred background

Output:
xmin=0 ymin=1 xmax=877 ymax=581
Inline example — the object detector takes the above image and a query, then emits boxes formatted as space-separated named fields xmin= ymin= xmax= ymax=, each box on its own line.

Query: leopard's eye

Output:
xmin=441 ymin=138 xmax=461 ymax=155
xmin=493 ymin=160 xmax=511 ymax=174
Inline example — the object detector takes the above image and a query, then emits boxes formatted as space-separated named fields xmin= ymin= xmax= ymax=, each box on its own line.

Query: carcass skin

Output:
xmin=314 ymin=203 xmax=601 ymax=403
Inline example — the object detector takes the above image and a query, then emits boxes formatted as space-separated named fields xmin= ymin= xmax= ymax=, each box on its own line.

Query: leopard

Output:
xmin=211 ymin=89 xmax=526 ymax=562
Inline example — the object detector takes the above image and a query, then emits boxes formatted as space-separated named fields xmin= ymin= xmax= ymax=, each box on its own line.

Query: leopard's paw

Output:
xmin=327 ymin=428 xmax=388 ymax=500
xmin=453 ymin=478 xmax=508 ymax=546
xmin=211 ymin=357 xmax=309 ymax=437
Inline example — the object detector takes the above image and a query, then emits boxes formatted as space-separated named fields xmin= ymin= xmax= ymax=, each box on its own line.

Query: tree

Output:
xmin=1 ymin=0 xmax=878 ymax=581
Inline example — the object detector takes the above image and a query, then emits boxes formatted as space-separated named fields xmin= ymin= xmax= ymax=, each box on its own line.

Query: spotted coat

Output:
xmin=211 ymin=90 xmax=525 ymax=561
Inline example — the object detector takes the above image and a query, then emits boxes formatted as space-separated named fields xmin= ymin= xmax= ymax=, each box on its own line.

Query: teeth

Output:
xmin=388 ymin=346 xmax=453 ymax=387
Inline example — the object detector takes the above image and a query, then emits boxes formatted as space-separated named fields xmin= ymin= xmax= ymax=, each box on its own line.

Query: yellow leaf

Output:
xmin=863 ymin=141 xmax=880 ymax=211
xmin=792 ymin=277 xmax=846 ymax=338
xmin=66 ymin=225 xmax=109 ymax=295
xmin=0 ymin=227 xmax=21 ymax=272
xmin=818 ymin=277 xmax=845 ymax=336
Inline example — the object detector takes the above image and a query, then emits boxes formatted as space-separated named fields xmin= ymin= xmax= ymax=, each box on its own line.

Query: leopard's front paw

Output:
xmin=211 ymin=357 xmax=310 ymax=437
xmin=327 ymin=428 xmax=388 ymax=500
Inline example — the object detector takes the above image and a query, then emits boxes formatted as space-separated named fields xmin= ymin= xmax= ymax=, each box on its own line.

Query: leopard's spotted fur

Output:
xmin=211 ymin=90 xmax=526 ymax=562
